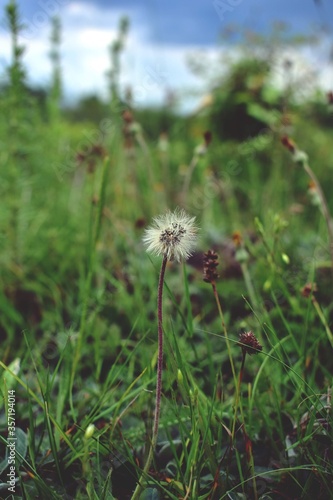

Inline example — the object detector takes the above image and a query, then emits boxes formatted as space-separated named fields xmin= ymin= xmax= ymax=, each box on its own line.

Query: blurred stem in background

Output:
xmin=48 ymin=16 xmax=62 ymax=124
xmin=107 ymin=16 xmax=129 ymax=113
xmin=69 ymin=155 xmax=110 ymax=419
xmin=281 ymin=136 xmax=333 ymax=284
xmin=4 ymin=0 xmax=27 ymax=160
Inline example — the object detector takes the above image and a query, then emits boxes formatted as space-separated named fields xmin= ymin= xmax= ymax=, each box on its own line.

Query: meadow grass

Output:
xmin=1 ymin=3 xmax=333 ymax=499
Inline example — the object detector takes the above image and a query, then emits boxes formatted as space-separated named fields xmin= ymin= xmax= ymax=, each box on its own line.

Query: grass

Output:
xmin=1 ymin=3 xmax=333 ymax=498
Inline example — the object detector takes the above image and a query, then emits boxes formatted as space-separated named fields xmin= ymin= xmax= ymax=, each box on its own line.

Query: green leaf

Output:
xmin=140 ymin=488 xmax=161 ymax=500
xmin=247 ymin=103 xmax=280 ymax=126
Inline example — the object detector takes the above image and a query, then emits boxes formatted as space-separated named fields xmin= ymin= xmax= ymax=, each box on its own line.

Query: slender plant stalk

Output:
xmin=131 ymin=255 xmax=167 ymax=500
xmin=231 ymin=350 xmax=246 ymax=442
xmin=135 ymin=131 xmax=155 ymax=191
xmin=303 ymin=162 xmax=333 ymax=282
xmin=312 ymin=297 xmax=333 ymax=348
xmin=240 ymin=262 xmax=260 ymax=313
xmin=282 ymin=136 xmax=333 ymax=279
xmin=210 ymin=279 xmax=245 ymax=492
xmin=181 ymin=154 xmax=199 ymax=205
xmin=231 ymin=350 xmax=258 ymax=500
xmin=211 ymin=281 xmax=237 ymax=385
xmin=69 ymin=156 xmax=110 ymax=418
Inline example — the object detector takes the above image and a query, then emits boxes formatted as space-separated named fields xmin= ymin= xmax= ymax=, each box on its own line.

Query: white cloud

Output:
xmin=271 ymin=41 xmax=333 ymax=100
xmin=0 ymin=1 xmax=209 ymax=110
xmin=1 ymin=1 xmax=332 ymax=113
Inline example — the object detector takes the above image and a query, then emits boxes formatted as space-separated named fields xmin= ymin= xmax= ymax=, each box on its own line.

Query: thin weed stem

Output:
xmin=211 ymin=281 xmax=237 ymax=385
xmin=181 ymin=154 xmax=199 ymax=205
xmin=312 ymin=297 xmax=333 ymax=349
xmin=230 ymin=350 xmax=258 ymax=499
xmin=69 ymin=156 xmax=109 ymax=419
xmin=303 ymin=162 xmax=333 ymax=283
xmin=231 ymin=350 xmax=246 ymax=442
xmin=240 ymin=261 xmax=260 ymax=313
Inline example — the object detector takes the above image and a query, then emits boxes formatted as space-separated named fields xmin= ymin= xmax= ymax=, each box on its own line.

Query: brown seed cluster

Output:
xmin=76 ymin=144 xmax=106 ymax=173
xmin=281 ymin=135 xmax=296 ymax=154
xmin=203 ymin=250 xmax=219 ymax=284
xmin=232 ymin=230 xmax=243 ymax=247
xmin=301 ymin=282 xmax=318 ymax=298
xmin=203 ymin=130 xmax=212 ymax=147
xmin=159 ymin=223 xmax=186 ymax=246
xmin=238 ymin=331 xmax=262 ymax=356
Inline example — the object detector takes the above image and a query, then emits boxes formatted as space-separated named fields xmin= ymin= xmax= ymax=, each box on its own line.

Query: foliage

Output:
xmin=0 ymin=2 xmax=333 ymax=499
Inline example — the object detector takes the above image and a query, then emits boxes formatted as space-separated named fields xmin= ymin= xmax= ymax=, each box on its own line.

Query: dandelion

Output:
xmin=133 ymin=208 xmax=197 ymax=499
xmin=143 ymin=208 xmax=197 ymax=262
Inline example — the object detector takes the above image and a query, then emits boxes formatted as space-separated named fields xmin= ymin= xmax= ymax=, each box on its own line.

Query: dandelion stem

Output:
xmin=154 ymin=254 xmax=167 ymax=446
xmin=131 ymin=255 xmax=167 ymax=500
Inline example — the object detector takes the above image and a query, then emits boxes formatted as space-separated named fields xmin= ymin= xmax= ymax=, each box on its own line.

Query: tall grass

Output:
xmin=0 ymin=1 xmax=332 ymax=498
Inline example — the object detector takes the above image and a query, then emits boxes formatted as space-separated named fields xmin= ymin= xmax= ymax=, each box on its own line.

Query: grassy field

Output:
xmin=1 ymin=3 xmax=333 ymax=499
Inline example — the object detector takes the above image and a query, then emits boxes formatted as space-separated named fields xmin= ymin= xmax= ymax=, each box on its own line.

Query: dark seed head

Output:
xmin=238 ymin=331 xmax=262 ymax=356
xmin=301 ymin=282 xmax=318 ymax=298
xmin=203 ymin=249 xmax=219 ymax=284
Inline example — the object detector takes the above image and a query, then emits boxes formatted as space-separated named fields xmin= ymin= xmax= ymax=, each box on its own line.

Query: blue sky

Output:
xmin=6 ymin=0 xmax=333 ymax=44
xmin=1 ymin=0 xmax=332 ymax=110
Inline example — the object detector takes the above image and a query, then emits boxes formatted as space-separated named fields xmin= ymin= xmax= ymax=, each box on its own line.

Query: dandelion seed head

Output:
xmin=143 ymin=208 xmax=198 ymax=262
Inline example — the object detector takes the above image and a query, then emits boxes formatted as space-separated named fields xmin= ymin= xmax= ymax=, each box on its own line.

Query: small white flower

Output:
xmin=143 ymin=208 xmax=198 ymax=262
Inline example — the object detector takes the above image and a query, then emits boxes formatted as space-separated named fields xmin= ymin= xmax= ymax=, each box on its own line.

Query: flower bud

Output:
xmin=177 ymin=369 xmax=184 ymax=384
xmin=84 ymin=424 xmax=95 ymax=440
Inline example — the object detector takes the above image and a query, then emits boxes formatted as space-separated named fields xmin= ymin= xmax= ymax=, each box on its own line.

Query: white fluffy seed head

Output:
xmin=143 ymin=208 xmax=198 ymax=262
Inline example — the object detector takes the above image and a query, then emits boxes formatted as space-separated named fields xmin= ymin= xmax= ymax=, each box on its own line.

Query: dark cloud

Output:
xmin=6 ymin=0 xmax=333 ymax=45
xmin=72 ymin=0 xmax=333 ymax=44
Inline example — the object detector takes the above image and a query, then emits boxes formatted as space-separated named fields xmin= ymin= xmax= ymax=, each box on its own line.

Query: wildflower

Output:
xmin=135 ymin=209 xmax=197 ymax=498
xmin=232 ymin=230 xmax=250 ymax=264
xmin=203 ymin=249 xmax=219 ymax=283
xmin=308 ymin=180 xmax=321 ymax=207
xmin=232 ymin=230 xmax=242 ymax=247
xmin=194 ymin=130 xmax=212 ymax=156
xmin=203 ymin=130 xmax=212 ymax=146
xmin=327 ymin=91 xmax=333 ymax=106
xmin=143 ymin=208 xmax=198 ymax=262
xmin=281 ymin=135 xmax=296 ymax=154
xmin=281 ymin=135 xmax=308 ymax=164
xmin=238 ymin=331 xmax=262 ymax=356
xmin=75 ymin=143 xmax=106 ymax=173
xmin=301 ymin=282 xmax=318 ymax=298
xmin=134 ymin=217 xmax=146 ymax=229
